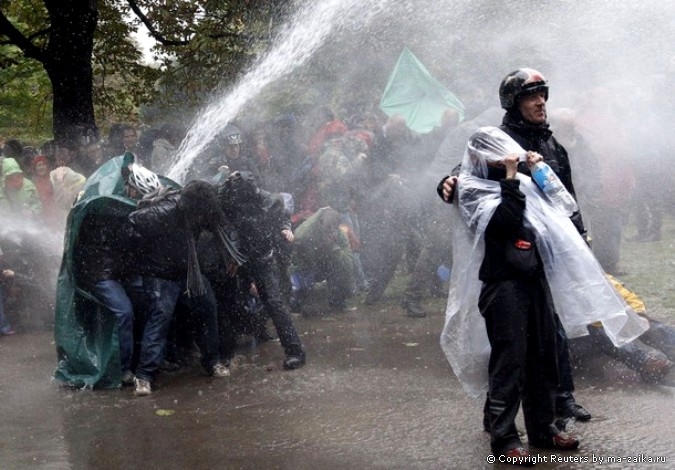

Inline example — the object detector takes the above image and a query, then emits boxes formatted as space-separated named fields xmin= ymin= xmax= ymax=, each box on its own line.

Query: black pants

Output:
xmin=480 ymin=277 xmax=559 ymax=454
xmin=230 ymin=258 xmax=304 ymax=359
xmin=555 ymin=320 xmax=576 ymax=409
xmin=210 ymin=270 xmax=266 ymax=361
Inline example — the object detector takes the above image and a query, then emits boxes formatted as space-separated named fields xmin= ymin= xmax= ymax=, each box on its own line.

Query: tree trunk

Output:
xmin=43 ymin=1 xmax=99 ymax=146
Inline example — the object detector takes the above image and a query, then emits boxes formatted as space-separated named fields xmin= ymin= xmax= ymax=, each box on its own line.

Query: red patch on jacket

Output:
xmin=514 ymin=239 xmax=532 ymax=250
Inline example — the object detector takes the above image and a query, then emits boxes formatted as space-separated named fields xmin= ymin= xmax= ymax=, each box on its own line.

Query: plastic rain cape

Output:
xmin=53 ymin=154 xmax=179 ymax=389
xmin=439 ymin=126 xmax=649 ymax=399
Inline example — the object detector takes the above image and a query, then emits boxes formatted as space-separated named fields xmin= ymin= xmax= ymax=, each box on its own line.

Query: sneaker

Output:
xmin=0 ymin=328 xmax=16 ymax=336
xmin=210 ymin=363 xmax=231 ymax=378
xmin=133 ymin=377 xmax=152 ymax=396
xmin=121 ymin=371 xmax=136 ymax=386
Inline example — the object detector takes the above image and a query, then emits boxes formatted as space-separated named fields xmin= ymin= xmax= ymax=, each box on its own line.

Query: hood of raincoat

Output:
xmin=1 ymin=157 xmax=22 ymax=177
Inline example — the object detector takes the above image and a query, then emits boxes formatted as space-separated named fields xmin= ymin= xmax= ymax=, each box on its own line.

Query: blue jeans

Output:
xmin=136 ymin=276 xmax=220 ymax=382
xmin=135 ymin=277 xmax=182 ymax=382
xmin=93 ymin=280 xmax=135 ymax=373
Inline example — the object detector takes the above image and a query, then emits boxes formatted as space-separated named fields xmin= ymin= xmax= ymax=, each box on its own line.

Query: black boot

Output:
xmin=401 ymin=298 xmax=427 ymax=318
xmin=283 ymin=354 xmax=306 ymax=370
xmin=556 ymin=392 xmax=592 ymax=421
xmin=282 ymin=343 xmax=306 ymax=370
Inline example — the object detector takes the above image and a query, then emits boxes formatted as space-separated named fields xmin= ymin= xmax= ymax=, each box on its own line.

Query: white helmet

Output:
xmin=127 ymin=163 xmax=161 ymax=195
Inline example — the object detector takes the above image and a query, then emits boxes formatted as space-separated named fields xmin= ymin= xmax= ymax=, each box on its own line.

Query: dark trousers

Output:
xmin=249 ymin=258 xmax=304 ymax=358
xmin=586 ymin=325 xmax=669 ymax=372
xmin=211 ymin=271 xmax=266 ymax=361
xmin=362 ymin=227 xmax=406 ymax=303
xmin=480 ymin=278 xmax=559 ymax=454
xmin=555 ymin=321 xmax=576 ymax=409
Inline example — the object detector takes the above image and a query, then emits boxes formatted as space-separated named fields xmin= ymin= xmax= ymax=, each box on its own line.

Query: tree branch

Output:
xmin=207 ymin=31 xmax=256 ymax=41
xmin=0 ymin=11 xmax=45 ymax=61
xmin=27 ymin=27 xmax=51 ymax=42
xmin=126 ymin=0 xmax=190 ymax=46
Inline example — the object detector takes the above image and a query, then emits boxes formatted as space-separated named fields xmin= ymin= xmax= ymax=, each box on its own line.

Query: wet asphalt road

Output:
xmin=1 ymin=295 xmax=673 ymax=470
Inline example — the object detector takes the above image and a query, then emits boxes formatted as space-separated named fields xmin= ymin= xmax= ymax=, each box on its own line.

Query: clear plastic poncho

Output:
xmin=440 ymin=126 xmax=649 ymax=399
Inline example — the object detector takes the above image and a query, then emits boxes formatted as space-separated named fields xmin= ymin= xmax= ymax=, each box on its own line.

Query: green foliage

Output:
xmin=139 ymin=0 xmax=292 ymax=119
xmin=94 ymin=1 xmax=161 ymax=130
xmin=0 ymin=1 xmax=51 ymax=141
xmin=0 ymin=54 xmax=52 ymax=139
xmin=0 ymin=0 xmax=161 ymax=141
xmin=0 ymin=45 xmax=52 ymax=141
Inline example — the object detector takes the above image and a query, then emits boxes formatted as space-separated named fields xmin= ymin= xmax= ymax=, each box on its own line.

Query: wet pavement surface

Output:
xmin=1 ymin=295 xmax=673 ymax=470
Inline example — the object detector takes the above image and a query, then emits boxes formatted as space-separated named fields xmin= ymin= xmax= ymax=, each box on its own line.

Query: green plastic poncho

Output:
xmin=53 ymin=154 xmax=179 ymax=389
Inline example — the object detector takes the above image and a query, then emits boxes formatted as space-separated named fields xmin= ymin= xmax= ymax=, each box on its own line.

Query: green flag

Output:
xmin=380 ymin=47 xmax=464 ymax=134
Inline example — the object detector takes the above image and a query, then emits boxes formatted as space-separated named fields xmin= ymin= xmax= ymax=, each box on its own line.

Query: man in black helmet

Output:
xmin=498 ymin=69 xmax=582 ymax=227
xmin=438 ymin=68 xmax=592 ymax=425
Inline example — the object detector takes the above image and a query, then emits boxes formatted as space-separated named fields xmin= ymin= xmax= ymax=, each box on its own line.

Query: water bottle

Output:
xmin=530 ymin=161 xmax=579 ymax=216
xmin=436 ymin=265 xmax=451 ymax=282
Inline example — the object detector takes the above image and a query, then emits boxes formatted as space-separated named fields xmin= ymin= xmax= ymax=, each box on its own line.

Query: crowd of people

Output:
xmin=2 ymin=66 xmax=675 ymax=465
xmin=46 ymin=106 xmax=458 ymax=397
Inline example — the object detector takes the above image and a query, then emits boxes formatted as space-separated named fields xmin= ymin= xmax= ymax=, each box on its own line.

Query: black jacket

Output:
xmin=479 ymin=178 xmax=542 ymax=282
xmin=500 ymin=113 xmax=587 ymax=235
xmin=127 ymin=190 xmax=193 ymax=280
xmin=74 ymin=212 xmax=133 ymax=288
xmin=222 ymin=189 xmax=291 ymax=261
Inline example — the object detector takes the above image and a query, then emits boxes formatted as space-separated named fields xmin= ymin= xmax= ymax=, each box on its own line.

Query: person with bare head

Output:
xmin=369 ymin=113 xmax=420 ymax=178
xmin=122 ymin=125 xmax=139 ymax=156
xmin=30 ymin=155 xmax=58 ymax=226
xmin=104 ymin=123 xmax=127 ymax=159
xmin=548 ymin=107 xmax=603 ymax=239
xmin=2 ymin=139 xmax=24 ymax=162
xmin=151 ymin=123 xmax=184 ymax=175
